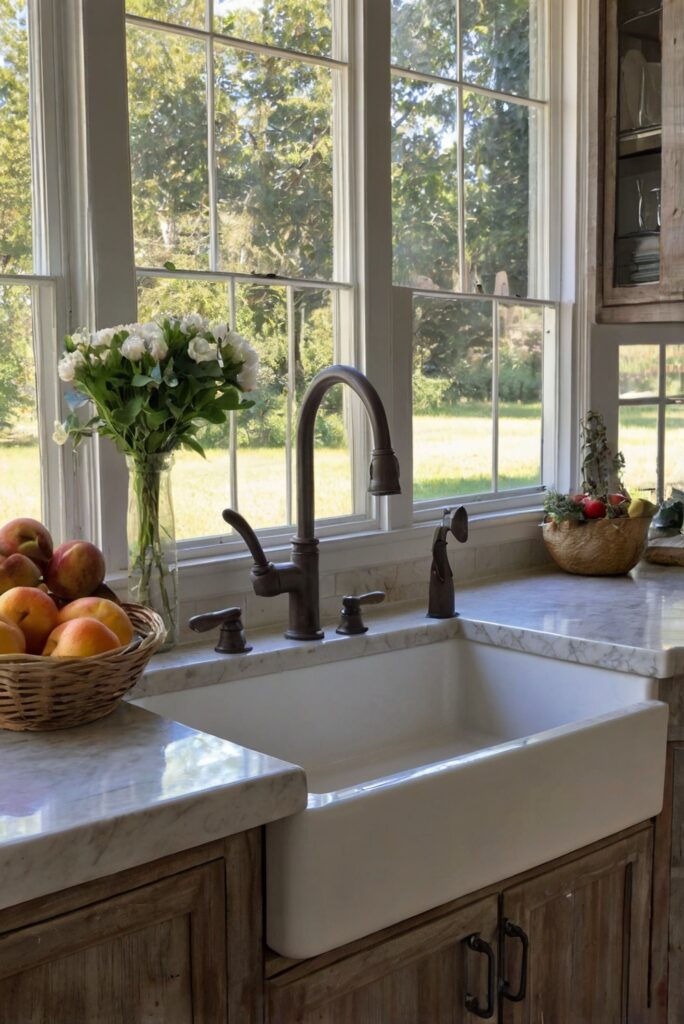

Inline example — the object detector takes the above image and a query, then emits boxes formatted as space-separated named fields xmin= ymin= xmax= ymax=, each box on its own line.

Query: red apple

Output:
xmin=0 ymin=517 xmax=53 ymax=570
xmin=583 ymin=498 xmax=607 ymax=519
xmin=608 ymin=493 xmax=628 ymax=505
xmin=45 ymin=541 xmax=106 ymax=600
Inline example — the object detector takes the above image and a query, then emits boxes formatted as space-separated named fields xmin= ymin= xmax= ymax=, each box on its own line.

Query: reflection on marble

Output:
xmin=0 ymin=702 xmax=306 ymax=911
xmin=133 ymin=564 xmax=684 ymax=703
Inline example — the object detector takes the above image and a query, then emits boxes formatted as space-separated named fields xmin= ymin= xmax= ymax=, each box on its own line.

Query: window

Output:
xmin=125 ymin=0 xmax=355 ymax=544
xmin=618 ymin=342 xmax=684 ymax=501
xmin=390 ymin=0 xmax=558 ymax=509
xmin=5 ymin=1 xmax=564 ymax=581
xmin=0 ymin=0 xmax=62 ymax=533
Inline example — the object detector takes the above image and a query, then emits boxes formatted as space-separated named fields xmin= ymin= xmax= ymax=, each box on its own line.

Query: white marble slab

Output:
xmin=133 ymin=563 xmax=684 ymax=701
xmin=0 ymin=702 xmax=306 ymax=911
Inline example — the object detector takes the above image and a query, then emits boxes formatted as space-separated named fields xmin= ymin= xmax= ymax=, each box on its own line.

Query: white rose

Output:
xmin=180 ymin=313 xmax=207 ymax=334
xmin=89 ymin=353 xmax=100 ymax=366
xmin=138 ymin=321 xmax=168 ymax=361
xmin=121 ymin=333 xmax=146 ymax=361
xmin=92 ymin=327 xmax=116 ymax=348
xmin=221 ymin=329 xmax=248 ymax=361
xmin=52 ymin=421 xmax=69 ymax=445
xmin=58 ymin=350 xmax=86 ymax=382
xmin=188 ymin=337 xmax=218 ymax=363
xmin=210 ymin=322 xmax=228 ymax=344
xmin=237 ymin=363 xmax=258 ymax=392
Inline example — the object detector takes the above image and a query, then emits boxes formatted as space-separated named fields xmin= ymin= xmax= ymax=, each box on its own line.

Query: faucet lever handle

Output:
xmin=337 ymin=591 xmax=385 ymax=636
xmin=188 ymin=607 xmax=252 ymax=654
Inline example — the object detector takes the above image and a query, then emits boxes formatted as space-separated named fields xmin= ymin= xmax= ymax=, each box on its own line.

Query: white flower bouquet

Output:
xmin=55 ymin=313 xmax=259 ymax=456
xmin=54 ymin=314 xmax=259 ymax=647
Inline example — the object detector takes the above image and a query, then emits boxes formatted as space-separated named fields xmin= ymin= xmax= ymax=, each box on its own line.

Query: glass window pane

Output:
xmin=619 ymin=404 xmax=658 ymax=495
xmin=498 ymin=304 xmax=542 ymax=489
xmin=619 ymin=344 xmax=659 ymax=398
xmin=0 ymin=2 xmax=32 ymax=273
xmin=137 ymin=275 xmax=230 ymax=323
xmin=125 ymin=0 xmax=205 ymax=29
xmin=215 ymin=45 xmax=335 ymax=279
xmin=392 ymin=77 xmax=459 ymax=290
xmin=390 ymin=0 xmax=457 ymax=78
xmin=464 ymin=93 xmax=537 ymax=298
xmin=413 ymin=297 xmax=493 ymax=500
xmin=234 ymin=283 xmax=289 ymax=530
xmin=665 ymin=406 xmax=684 ymax=497
xmin=215 ymin=0 xmax=333 ymax=58
xmin=461 ymin=0 xmax=543 ymax=99
xmin=127 ymin=26 xmax=209 ymax=269
xmin=293 ymin=290 xmax=352 ymax=520
xmin=0 ymin=285 xmax=41 ymax=521
xmin=666 ymin=345 xmax=684 ymax=397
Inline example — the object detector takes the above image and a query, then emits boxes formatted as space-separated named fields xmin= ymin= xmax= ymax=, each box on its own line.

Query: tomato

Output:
xmin=583 ymin=498 xmax=607 ymax=519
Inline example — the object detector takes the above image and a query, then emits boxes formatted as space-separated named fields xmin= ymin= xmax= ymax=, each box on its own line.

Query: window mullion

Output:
xmin=492 ymin=300 xmax=500 ymax=492
xmin=80 ymin=0 xmax=136 ymax=570
xmin=657 ymin=343 xmax=667 ymax=502
xmin=286 ymin=285 xmax=296 ymax=527
xmin=206 ymin=32 xmax=218 ymax=272
xmin=228 ymin=278 xmax=238 ymax=511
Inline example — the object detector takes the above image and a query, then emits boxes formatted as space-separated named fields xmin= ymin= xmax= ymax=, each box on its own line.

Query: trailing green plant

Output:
xmin=543 ymin=490 xmax=585 ymax=524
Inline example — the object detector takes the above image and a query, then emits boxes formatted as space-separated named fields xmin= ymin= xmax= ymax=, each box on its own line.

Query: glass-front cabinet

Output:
xmin=600 ymin=0 xmax=684 ymax=321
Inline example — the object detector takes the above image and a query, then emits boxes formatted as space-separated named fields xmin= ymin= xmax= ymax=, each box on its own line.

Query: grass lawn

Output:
xmin=0 ymin=402 xmax=677 ymax=539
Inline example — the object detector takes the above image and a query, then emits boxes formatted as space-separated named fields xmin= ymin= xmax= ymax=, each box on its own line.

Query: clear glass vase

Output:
xmin=126 ymin=453 xmax=178 ymax=649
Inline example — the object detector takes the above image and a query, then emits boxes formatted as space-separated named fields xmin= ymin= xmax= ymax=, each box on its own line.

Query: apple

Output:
xmin=608 ymin=493 xmax=628 ymax=505
xmin=0 ymin=553 xmax=42 ymax=594
xmin=0 ymin=517 xmax=53 ymax=570
xmin=583 ymin=498 xmax=607 ymax=519
xmin=0 ymin=614 xmax=26 ymax=654
xmin=0 ymin=587 xmax=59 ymax=654
xmin=45 ymin=541 xmax=106 ymax=600
xmin=571 ymin=493 xmax=587 ymax=504
xmin=43 ymin=618 xmax=121 ymax=658
xmin=58 ymin=597 xmax=133 ymax=646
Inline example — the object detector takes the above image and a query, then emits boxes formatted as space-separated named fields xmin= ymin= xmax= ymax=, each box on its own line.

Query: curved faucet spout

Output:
xmin=222 ymin=508 xmax=270 ymax=569
xmin=296 ymin=365 xmax=401 ymax=540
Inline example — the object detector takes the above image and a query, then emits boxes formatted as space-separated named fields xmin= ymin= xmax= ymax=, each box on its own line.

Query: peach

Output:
xmin=0 ymin=517 xmax=53 ymax=569
xmin=43 ymin=618 xmax=120 ymax=658
xmin=58 ymin=597 xmax=134 ymax=646
xmin=0 ymin=587 xmax=59 ymax=654
xmin=0 ymin=553 xmax=42 ymax=594
xmin=0 ymin=614 xmax=26 ymax=654
xmin=45 ymin=541 xmax=106 ymax=600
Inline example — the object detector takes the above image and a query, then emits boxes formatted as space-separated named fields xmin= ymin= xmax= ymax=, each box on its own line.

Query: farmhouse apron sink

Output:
xmin=136 ymin=638 xmax=668 ymax=959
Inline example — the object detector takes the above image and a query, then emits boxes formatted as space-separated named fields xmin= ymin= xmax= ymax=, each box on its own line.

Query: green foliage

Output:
xmin=580 ymin=409 xmax=626 ymax=498
xmin=543 ymin=490 xmax=585 ymax=524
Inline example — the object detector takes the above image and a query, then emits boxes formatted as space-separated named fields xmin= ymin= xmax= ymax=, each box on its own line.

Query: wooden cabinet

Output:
xmin=597 ymin=0 xmax=684 ymax=322
xmin=0 ymin=831 xmax=263 ymax=1024
xmin=267 ymin=825 xmax=655 ymax=1024
xmin=501 ymin=828 xmax=653 ymax=1024
xmin=267 ymin=895 xmax=500 ymax=1023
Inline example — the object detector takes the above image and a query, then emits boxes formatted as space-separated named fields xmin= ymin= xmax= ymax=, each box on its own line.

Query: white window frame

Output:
xmin=19 ymin=0 xmax=577 ymax=589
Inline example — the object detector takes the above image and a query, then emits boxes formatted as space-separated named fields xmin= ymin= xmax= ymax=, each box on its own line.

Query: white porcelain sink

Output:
xmin=135 ymin=639 xmax=668 ymax=959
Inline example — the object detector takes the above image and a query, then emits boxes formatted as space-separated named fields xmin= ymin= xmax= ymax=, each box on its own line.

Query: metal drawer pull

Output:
xmin=501 ymin=919 xmax=529 ymax=1002
xmin=464 ymin=933 xmax=495 ymax=1018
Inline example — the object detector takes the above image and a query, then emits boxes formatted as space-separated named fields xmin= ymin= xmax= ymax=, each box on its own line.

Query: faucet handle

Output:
xmin=188 ymin=607 xmax=253 ymax=654
xmin=336 ymin=591 xmax=386 ymax=636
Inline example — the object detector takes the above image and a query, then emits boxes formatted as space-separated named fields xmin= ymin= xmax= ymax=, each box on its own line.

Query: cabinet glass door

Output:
xmin=614 ymin=1 xmax=662 ymax=287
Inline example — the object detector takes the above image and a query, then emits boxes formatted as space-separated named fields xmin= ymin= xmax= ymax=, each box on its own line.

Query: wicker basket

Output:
xmin=542 ymin=515 xmax=652 ymax=576
xmin=0 ymin=603 xmax=166 ymax=732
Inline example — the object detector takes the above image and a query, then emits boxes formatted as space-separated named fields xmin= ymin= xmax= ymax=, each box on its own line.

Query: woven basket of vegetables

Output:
xmin=541 ymin=412 xmax=656 ymax=576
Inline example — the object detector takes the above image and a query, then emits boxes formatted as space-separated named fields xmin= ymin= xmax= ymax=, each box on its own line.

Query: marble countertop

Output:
xmin=135 ymin=563 xmax=684 ymax=700
xmin=0 ymin=702 xmax=306 ymax=912
xmin=3 ymin=561 xmax=683 ymax=914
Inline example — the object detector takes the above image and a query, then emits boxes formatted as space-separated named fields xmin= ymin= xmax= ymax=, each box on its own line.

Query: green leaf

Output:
xmin=181 ymin=434 xmax=207 ymax=458
xmin=163 ymin=260 xmax=177 ymax=271
xmin=111 ymin=395 xmax=144 ymax=427
xmin=131 ymin=374 xmax=155 ymax=387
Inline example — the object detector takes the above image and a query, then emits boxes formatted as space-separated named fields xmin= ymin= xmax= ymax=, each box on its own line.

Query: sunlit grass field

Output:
xmin=0 ymin=404 xmax=679 ymax=538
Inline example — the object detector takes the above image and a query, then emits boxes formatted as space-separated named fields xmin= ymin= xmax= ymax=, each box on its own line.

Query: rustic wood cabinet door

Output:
xmin=0 ymin=861 xmax=227 ymax=1024
xmin=267 ymin=895 xmax=499 ymax=1024
xmin=501 ymin=828 xmax=653 ymax=1024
